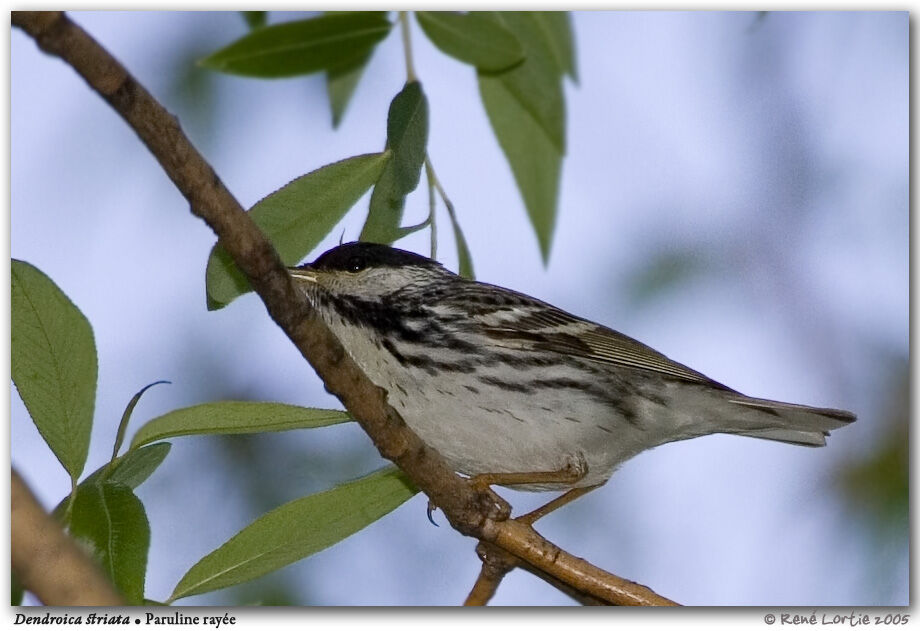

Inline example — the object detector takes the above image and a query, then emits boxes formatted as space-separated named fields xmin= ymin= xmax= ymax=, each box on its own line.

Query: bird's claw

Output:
xmin=426 ymin=499 xmax=440 ymax=527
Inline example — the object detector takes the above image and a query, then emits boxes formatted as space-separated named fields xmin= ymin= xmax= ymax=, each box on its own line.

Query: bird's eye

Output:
xmin=346 ymin=255 xmax=366 ymax=273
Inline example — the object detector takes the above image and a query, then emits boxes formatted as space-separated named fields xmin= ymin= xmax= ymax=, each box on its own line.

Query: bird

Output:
xmin=289 ymin=241 xmax=855 ymax=516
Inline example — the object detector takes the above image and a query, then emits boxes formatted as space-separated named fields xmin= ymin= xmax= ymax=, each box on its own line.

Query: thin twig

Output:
xmin=467 ymin=540 xmax=613 ymax=606
xmin=425 ymin=158 xmax=468 ymax=266
xmin=425 ymin=158 xmax=456 ymax=224
xmin=425 ymin=160 xmax=438 ymax=259
xmin=401 ymin=10 xmax=438 ymax=259
xmin=465 ymin=542 xmax=517 ymax=605
xmin=398 ymin=11 xmax=417 ymax=83
xmin=12 ymin=11 xmax=678 ymax=607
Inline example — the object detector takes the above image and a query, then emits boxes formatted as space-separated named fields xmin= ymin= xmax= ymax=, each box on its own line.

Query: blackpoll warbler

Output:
xmin=290 ymin=242 xmax=855 ymax=505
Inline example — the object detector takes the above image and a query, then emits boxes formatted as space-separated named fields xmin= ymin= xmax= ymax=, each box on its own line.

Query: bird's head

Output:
xmin=289 ymin=242 xmax=454 ymax=301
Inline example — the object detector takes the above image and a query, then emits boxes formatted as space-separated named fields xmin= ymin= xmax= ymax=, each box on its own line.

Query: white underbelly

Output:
xmin=333 ymin=323 xmax=654 ymax=490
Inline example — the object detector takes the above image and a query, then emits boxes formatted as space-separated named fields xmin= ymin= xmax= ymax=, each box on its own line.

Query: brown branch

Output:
xmin=484 ymin=519 xmax=674 ymax=605
xmin=12 ymin=11 xmax=678 ymax=607
xmin=465 ymin=541 xmax=517 ymax=606
xmin=467 ymin=540 xmax=615 ymax=606
xmin=11 ymin=469 xmax=125 ymax=605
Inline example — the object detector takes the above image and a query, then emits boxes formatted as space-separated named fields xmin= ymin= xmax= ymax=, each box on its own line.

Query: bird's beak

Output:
xmin=288 ymin=268 xmax=318 ymax=284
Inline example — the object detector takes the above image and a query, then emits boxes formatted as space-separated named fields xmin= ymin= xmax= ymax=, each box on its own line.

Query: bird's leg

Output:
xmin=427 ymin=459 xmax=593 ymax=524
xmin=516 ymin=484 xmax=603 ymax=525
xmin=461 ymin=461 xmax=599 ymax=606
xmin=466 ymin=457 xmax=590 ymax=522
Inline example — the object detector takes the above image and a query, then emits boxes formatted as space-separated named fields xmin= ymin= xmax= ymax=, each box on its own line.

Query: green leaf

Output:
xmin=360 ymin=81 xmax=429 ymax=244
xmin=448 ymin=209 xmax=475 ymax=279
xmin=206 ymin=152 xmax=390 ymax=309
xmin=392 ymin=215 xmax=432 ymax=241
xmin=360 ymin=163 xmax=405 ymax=244
xmin=479 ymin=76 xmax=561 ymax=262
xmin=241 ymin=11 xmax=266 ymax=30
xmin=11 ymin=260 xmax=97 ymax=480
xmin=69 ymin=483 xmax=150 ymax=605
xmin=111 ymin=380 xmax=170 ymax=463
xmin=415 ymin=11 xmax=525 ymax=72
xmin=385 ymin=81 xmax=429 ymax=194
xmin=205 ymin=247 xmax=248 ymax=310
xmin=93 ymin=443 xmax=172 ymax=490
xmin=531 ymin=12 xmax=577 ymax=81
xmin=11 ymin=573 xmax=23 ymax=606
xmin=200 ymin=12 xmax=393 ymax=78
xmin=324 ymin=11 xmax=389 ymax=128
xmin=475 ymin=12 xmax=572 ymax=259
xmin=326 ymin=50 xmax=373 ymax=128
xmin=168 ymin=467 xmax=417 ymax=602
xmin=52 ymin=443 xmax=172 ymax=520
xmin=130 ymin=402 xmax=352 ymax=449
xmin=482 ymin=12 xmax=567 ymax=152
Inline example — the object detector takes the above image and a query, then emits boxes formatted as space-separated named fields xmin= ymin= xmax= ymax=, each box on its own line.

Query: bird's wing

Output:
xmin=463 ymin=286 xmax=726 ymax=388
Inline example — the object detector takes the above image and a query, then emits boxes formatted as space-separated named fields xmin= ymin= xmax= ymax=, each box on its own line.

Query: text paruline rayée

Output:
xmin=13 ymin=613 xmax=236 ymax=627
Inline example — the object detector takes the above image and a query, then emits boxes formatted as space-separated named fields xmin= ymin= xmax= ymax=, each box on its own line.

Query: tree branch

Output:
xmin=467 ymin=541 xmax=612 ymax=606
xmin=11 ymin=469 xmax=125 ymax=605
xmin=12 ymin=11 xmax=678 ymax=607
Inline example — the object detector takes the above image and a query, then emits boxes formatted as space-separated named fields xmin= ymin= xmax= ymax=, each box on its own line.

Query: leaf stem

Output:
xmin=399 ymin=12 xmax=417 ymax=83
xmin=400 ymin=10 xmax=438 ymax=257
xmin=62 ymin=476 xmax=78 ymax=524
xmin=426 ymin=157 xmax=474 ymax=278
xmin=425 ymin=158 xmax=456 ymax=230
xmin=425 ymin=160 xmax=438 ymax=259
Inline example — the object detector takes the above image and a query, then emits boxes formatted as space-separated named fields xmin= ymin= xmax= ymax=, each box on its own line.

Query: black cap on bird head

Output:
xmin=301 ymin=242 xmax=442 ymax=274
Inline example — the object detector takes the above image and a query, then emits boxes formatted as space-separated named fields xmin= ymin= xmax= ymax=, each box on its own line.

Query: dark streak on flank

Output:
xmin=477 ymin=376 xmax=533 ymax=394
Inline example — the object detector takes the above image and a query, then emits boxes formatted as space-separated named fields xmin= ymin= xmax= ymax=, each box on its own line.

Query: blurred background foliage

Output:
xmin=11 ymin=11 xmax=906 ymax=605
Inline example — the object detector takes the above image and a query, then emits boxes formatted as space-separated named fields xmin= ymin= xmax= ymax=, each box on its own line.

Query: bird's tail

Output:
xmin=722 ymin=395 xmax=856 ymax=447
